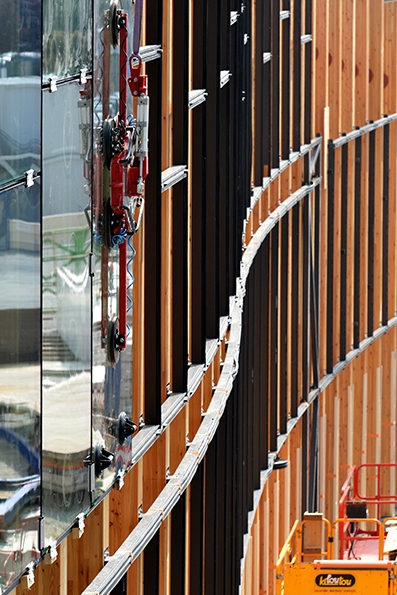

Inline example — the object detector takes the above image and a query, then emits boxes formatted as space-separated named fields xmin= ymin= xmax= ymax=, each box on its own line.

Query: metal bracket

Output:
xmin=188 ymin=89 xmax=207 ymax=110
xmin=116 ymin=469 xmax=125 ymax=490
xmin=230 ymin=11 xmax=239 ymax=25
xmin=161 ymin=165 xmax=188 ymax=193
xmin=220 ymin=70 xmax=231 ymax=89
xmin=301 ymin=34 xmax=312 ymax=45
xmin=20 ymin=562 xmax=35 ymax=590
xmin=48 ymin=76 xmax=57 ymax=92
xmin=44 ymin=541 xmax=57 ymax=564
xmin=72 ymin=513 xmax=85 ymax=539
xmin=24 ymin=169 xmax=35 ymax=188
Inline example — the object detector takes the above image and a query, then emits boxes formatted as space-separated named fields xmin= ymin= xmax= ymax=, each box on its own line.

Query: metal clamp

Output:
xmin=48 ymin=76 xmax=57 ymax=93
xmin=24 ymin=169 xmax=35 ymax=188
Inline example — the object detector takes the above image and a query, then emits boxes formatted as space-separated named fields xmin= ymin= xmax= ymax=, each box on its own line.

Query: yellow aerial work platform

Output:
xmin=277 ymin=465 xmax=397 ymax=595
xmin=282 ymin=559 xmax=394 ymax=594
xmin=276 ymin=514 xmax=397 ymax=595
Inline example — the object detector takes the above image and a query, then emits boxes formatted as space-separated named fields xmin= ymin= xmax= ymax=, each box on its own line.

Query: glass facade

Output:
xmin=0 ymin=0 xmax=135 ymax=586
xmin=0 ymin=183 xmax=41 ymax=590
xmin=0 ymin=0 xmax=40 ymax=186
xmin=42 ymin=82 xmax=91 ymax=543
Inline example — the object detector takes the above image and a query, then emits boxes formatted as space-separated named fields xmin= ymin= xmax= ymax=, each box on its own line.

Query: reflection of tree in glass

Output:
xmin=0 ymin=0 xmax=40 ymax=54
xmin=52 ymin=227 xmax=90 ymax=274
xmin=42 ymin=0 xmax=92 ymax=78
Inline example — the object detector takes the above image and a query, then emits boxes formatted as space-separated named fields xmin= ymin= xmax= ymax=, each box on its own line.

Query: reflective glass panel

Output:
xmin=0 ymin=182 xmax=41 ymax=587
xmin=0 ymin=1 xmax=40 ymax=186
xmin=42 ymin=82 xmax=91 ymax=544
xmin=91 ymin=0 xmax=136 ymax=500
xmin=42 ymin=0 xmax=92 ymax=80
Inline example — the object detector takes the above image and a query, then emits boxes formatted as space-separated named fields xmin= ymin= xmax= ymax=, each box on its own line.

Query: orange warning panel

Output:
xmin=283 ymin=563 xmax=392 ymax=594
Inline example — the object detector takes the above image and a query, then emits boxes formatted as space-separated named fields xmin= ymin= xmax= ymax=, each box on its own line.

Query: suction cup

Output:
xmin=107 ymin=318 xmax=120 ymax=366
xmin=94 ymin=443 xmax=114 ymax=477
xmin=117 ymin=411 xmax=137 ymax=445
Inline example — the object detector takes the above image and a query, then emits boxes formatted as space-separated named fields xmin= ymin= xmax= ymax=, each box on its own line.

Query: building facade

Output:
xmin=0 ymin=0 xmax=397 ymax=594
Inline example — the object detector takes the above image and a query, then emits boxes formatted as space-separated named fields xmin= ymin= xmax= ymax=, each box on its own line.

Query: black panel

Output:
xmin=271 ymin=0 xmax=280 ymax=169
xmin=260 ymin=238 xmax=270 ymax=469
xmin=189 ymin=464 xmax=204 ymax=595
xmin=254 ymin=0 xmax=265 ymax=183
xmin=270 ymin=225 xmax=279 ymax=452
xmin=382 ymin=123 xmax=389 ymax=326
xmin=367 ymin=129 xmax=375 ymax=336
xmin=171 ymin=492 xmax=186 ymax=595
xmin=253 ymin=257 xmax=262 ymax=487
xmin=143 ymin=531 xmax=160 ymax=595
xmin=172 ymin=0 xmax=189 ymax=391
xmin=291 ymin=204 xmax=299 ymax=415
xmin=263 ymin=1 xmax=272 ymax=170
xmin=353 ymin=134 xmax=362 ymax=348
xmin=304 ymin=0 xmax=312 ymax=144
xmin=280 ymin=214 xmax=289 ymax=434
xmin=293 ymin=0 xmax=302 ymax=151
xmin=340 ymin=141 xmax=348 ymax=361
xmin=191 ymin=0 xmax=207 ymax=364
xmin=301 ymin=195 xmax=309 ymax=400
xmin=301 ymin=409 xmax=309 ymax=515
xmin=281 ymin=1 xmax=291 ymax=160
xmin=326 ymin=141 xmax=335 ymax=373
xmin=204 ymin=441 xmax=217 ymax=595
xmin=205 ymin=0 xmax=221 ymax=338
xmin=144 ymin=0 xmax=162 ymax=424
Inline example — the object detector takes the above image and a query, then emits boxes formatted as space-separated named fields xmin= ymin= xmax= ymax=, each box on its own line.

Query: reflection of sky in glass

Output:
xmin=0 ymin=182 xmax=41 ymax=585
xmin=42 ymin=83 xmax=91 ymax=544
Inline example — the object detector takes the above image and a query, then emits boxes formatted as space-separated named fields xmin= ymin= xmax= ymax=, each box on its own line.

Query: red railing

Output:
xmin=338 ymin=464 xmax=397 ymax=558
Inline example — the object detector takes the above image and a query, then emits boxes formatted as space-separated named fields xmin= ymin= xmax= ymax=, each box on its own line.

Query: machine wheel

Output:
xmin=107 ymin=318 xmax=120 ymax=366
xmin=109 ymin=0 xmax=121 ymax=48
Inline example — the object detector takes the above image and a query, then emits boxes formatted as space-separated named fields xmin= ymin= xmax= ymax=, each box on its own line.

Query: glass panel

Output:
xmin=91 ymin=0 xmax=136 ymax=500
xmin=0 ymin=1 xmax=40 ymax=186
xmin=42 ymin=82 xmax=91 ymax=544
xmin=0 ymin=182 xmax=41 ymax=588
xmin=42 ymin=0 xmax=92 ymax=81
